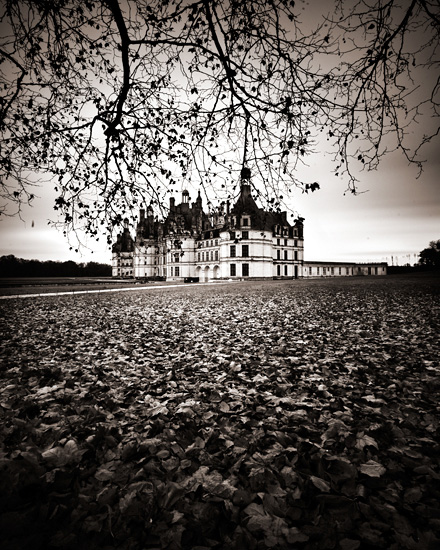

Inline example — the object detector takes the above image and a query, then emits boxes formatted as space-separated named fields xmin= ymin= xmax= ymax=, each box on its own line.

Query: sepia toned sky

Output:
xmin=0 ymin=1 xmax=438 ymax=267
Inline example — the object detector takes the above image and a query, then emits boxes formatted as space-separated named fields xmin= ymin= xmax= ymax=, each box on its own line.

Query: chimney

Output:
xmin=195 ymin=190 xmax=202 ymax=209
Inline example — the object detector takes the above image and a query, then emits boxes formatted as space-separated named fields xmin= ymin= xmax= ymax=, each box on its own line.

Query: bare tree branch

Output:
xmin=0 ymin=0 xmax=438 ymax=246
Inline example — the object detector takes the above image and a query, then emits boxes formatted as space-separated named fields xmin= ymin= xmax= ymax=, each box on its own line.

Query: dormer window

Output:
xmin=243 ymin=217 xmax=249 ymax=226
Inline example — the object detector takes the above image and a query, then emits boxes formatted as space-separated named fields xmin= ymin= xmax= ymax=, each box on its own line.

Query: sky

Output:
xmin=0 ymin=0 xmax=439 ymax=267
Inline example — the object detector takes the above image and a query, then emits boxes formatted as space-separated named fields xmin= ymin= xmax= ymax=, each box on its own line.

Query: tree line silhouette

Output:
xmin=0 ymin=255 xmax=111 ymax=278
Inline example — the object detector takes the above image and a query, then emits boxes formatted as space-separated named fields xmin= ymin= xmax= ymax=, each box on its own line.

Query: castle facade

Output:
xmin=112 ymin=173 xmax=387 ymax=280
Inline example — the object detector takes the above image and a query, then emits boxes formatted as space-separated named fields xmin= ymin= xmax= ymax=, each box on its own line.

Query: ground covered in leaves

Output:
xmin=1 ymin=276 xmax=439 ymax=550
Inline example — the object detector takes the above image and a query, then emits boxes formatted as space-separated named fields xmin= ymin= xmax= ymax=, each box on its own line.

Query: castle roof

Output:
xmin=230 ymin=180 xmax=291 ymax=231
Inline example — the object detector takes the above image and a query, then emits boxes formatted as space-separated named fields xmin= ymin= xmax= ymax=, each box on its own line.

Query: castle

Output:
xmin=112 ymin=170 xmax=387 ymax=280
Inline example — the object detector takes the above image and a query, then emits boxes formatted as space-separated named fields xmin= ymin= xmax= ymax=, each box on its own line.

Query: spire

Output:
xmin=239 ymin=166 xmax=252 ymax=202
xmin=231 ymin=167 xmax=259 ymax=216
xmin=241 ymin=166 xmax=251 ymax=181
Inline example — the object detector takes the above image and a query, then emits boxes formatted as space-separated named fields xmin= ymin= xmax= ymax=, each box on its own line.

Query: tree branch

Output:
xmin=102 ymin=0 xmax=131 ymax=136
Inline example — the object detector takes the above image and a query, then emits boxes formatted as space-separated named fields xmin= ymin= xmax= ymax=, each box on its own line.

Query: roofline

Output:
xmin=305 ymin=261 xmax=388 ymax=266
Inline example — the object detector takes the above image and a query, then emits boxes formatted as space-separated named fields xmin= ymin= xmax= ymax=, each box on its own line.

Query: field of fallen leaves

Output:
xmin=1 ymin=276 xmax=439 ymax=550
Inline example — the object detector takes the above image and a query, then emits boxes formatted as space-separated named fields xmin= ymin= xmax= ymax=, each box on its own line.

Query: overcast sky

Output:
xmin=0 ymin=0 xmax=438 ymax=267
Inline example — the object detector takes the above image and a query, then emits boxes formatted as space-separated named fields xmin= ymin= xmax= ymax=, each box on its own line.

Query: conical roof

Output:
xmin=230 ymin=170 xmax=289 ymax=230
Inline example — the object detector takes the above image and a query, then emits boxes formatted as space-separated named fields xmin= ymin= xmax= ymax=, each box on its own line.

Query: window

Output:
xmin=284 ymin=250 xmax=288 ymax=260
xmin=277 ymin=265 xmax=281 ymax=276
xmin=277 ymin=250 xmax=281 ymax=260
xmin=243 ymin=218 xmax=249 ymax=226
xmin=331 ymin=267 xmax=334 ymax=275
xmin=201 ymin=252 xmax=204 ymax=262
xmin=170 ymin=267 xmax=173 ymax=276
xmin=230 ymin=263 xmax=236 ymax=276
xmin=323 ymin=267 xmax=327 ymax=275
xmin=294 ymin=240 xmax=298 ymax=247
xmin=277 ymin=238 xmax=280 ymax=246
xmin=230 ymin=245 xmax=236 ymax=257
xmin=284 ymin=238 xmax=288 ymax=246
xmin=242 ymin=264 xmax=249 ymax=277
xmin=284 ymin=265 xmax=288 ymax=276
xmin=242 ymin=244 xmax=249 ymax=257
xmin=375 ymin=267 xmax=378 ymax=275
xmin=339 ymin=267 xmax=341 ymax=275
xmin=175 ymin=267 xmax=180 ymax=276
xmin=242 ymin=230 xmax=249 ymax=240
xmin=215 ymin=250 xmax=219 ymax=261
xmin=317 ymin=267 xmax=320 ymax=275
xmin=210 ymin=251 xmax=213 ymax=261
xmin=309 ymin=267 xmax=312 ymax=275
xmin=215 ymin=239 xmax=218 ymax=246
xmin=210 ymin=240 xmax=213 ymax=247
xmin=198 ymin=252 xmax=200 ymax=262
xmin=294 ymin=251 xmax=298 ymax=261
xmin=174 ymin=253 xmax=179 ymax=263
xmin=368 ymin=267 xmax=371 ymax=275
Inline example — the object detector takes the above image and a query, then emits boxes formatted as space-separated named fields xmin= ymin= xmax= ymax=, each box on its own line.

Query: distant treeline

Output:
xmin=387 ymin=265 xmax=439 ymax=274
xmin=0 ymin=255 xmax=112 ymax=277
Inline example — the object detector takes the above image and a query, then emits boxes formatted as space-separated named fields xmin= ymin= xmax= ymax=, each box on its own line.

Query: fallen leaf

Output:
xmin=359 ymin=460 xmax=386 ymax=478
